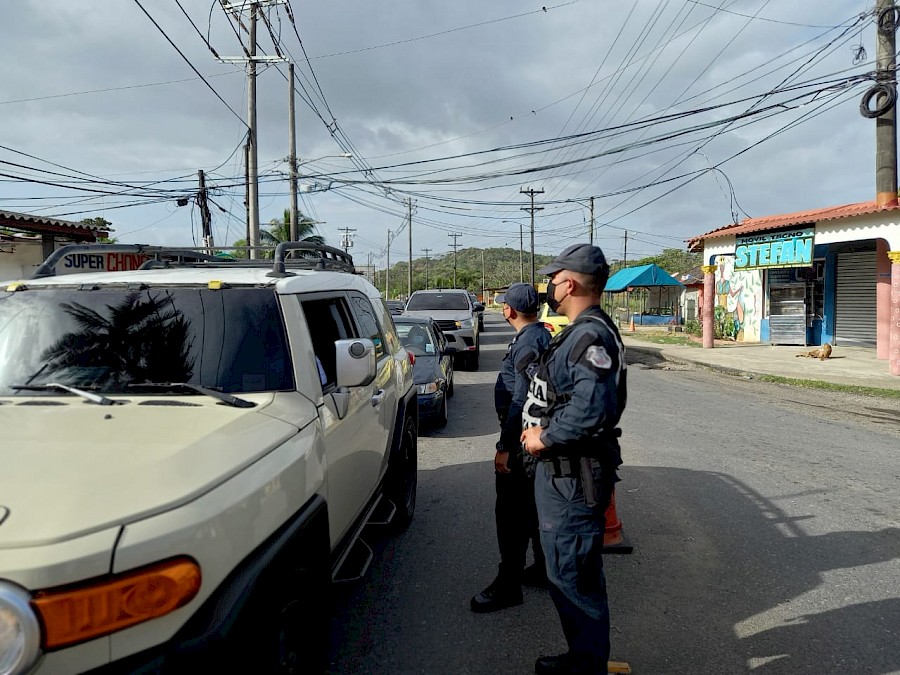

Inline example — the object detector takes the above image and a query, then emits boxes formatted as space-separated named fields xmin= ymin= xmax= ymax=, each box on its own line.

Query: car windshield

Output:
xmin=0 ymin=287 xmax=294 ymax=396
xmin=395 ymin=322 xmax=438 ymax=357
xmin=406 ymin=293 xmax=468 ymax=311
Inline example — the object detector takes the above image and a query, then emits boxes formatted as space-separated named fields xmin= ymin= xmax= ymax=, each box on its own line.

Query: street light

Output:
xmin=502 ymin=219 xmax=525 ymax=283
xmin=565 ymin=197 xmax=596 ymax=244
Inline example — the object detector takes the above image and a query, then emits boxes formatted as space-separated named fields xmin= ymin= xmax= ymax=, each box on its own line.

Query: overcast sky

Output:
xmin=0 ymin=0 xmax=881 ymax=268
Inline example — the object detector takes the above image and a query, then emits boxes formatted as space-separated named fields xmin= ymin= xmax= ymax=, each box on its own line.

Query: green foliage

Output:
xmin=231 ymin=208 xmax=323 ymax=258
xmin=609 ymin=248 xmax=701 ymax=276
xmin=684 ymin=319 xmax=702 ymax=336
xmin=713 ymin=305 xmax=736 ymax=339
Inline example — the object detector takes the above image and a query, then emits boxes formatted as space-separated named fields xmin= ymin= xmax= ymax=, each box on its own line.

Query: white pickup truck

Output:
xmin=0 ymin=243 xmax=417 ymax=674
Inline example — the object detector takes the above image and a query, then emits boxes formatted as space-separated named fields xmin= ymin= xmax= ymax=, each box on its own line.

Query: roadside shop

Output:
xmin=688 ymin=200 xmax=900 ymax=375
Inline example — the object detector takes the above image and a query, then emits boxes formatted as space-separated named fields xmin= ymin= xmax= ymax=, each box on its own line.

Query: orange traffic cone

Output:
xmin=603 ymin=488 xmax=624 ymax=547
xmin=628 ymin=316 xmax=636 ymax=332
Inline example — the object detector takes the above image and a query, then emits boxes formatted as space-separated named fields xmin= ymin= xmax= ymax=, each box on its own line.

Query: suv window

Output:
xmin=349 ymin=293 xmax=386 ymax=359
xmin=301 ymin=296 xmax=357 ymax=389
xmin=0 ymin=287 xmax=294 ymax=395
xmin=406 ymin=292 xmax=470 ymax=311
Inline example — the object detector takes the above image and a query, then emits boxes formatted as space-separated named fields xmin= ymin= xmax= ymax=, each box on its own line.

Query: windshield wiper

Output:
xmin=11 ymin=382 xmax=117 ymax=406
xmin=127 ymin=382 xmax=255 ymax=408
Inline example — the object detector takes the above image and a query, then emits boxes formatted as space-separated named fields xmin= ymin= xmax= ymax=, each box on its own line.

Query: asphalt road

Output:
xmin=327 ymin=312 xmax=900 ymax=674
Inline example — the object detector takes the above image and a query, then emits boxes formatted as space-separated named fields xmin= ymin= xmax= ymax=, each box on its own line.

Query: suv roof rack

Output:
xmin=31 ymin=244 xmax=220 ymax=279
xmin=30 ymin=242 xmax=357 ymax=279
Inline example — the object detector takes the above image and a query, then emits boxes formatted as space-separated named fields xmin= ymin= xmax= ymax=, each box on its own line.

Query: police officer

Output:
xmin=470 ymin=283 xmax=550 ymax=613
xmin=520 ymin=244 xmax=627 ymax=675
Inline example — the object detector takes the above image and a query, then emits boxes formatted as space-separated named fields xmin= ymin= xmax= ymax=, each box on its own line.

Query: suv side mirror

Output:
xmin=335 ymin=339 xmax=376 ymax=387
xmin=473 ymin=302 xmax=485 ymax=312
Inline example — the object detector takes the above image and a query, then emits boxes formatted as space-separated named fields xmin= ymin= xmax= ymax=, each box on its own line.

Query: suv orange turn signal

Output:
xmin=32 ymin=557 xmax=201 ymax=650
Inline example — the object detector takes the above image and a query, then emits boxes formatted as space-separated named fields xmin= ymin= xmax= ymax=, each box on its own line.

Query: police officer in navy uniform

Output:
xmin=520 ymin=244 xmax=627 ymax=675
xmin=471 ymin=283 xmax=551 ymax=613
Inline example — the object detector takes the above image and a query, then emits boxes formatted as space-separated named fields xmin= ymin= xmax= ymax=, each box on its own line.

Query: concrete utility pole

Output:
xmin=520 ymin=187 xmax=544 ymax=285
xmin=448 ymin=233 xmax=462 ymax=288
xmin=408 ymin=199 xmax=414 ymax=297
xmin=338 ymin=227 xmax=356 ymax=253
xmin=197 ymin=170 xmax=214 ymax=253
xmin=875 ymin=0 xmax=898 ymax=206
xmin=481 ymin=249 xmax=485 ymax=303
xmin=288 ymin=63 xmax=300 ymax=241
xmin=246 ymin=4 xmax=260 ymax=258
xmin=421 ymin=248 xmax=431 ymax=288
xmin=243 ymin=141 xmax=250 ymax=252
xmin=589 ymin=196 xmax=595 ymax=244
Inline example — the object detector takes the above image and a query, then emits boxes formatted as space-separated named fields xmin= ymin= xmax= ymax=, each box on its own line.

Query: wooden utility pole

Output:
xmin=288 ymin=63 xmax=300 ymax=241
xmin=386 ymin=229 xmax=392 ymax=298
xmin=481 ymin=249 xmax=485 ymax=303
xmin=875 ymin=0 xmax=898 ymax=206
xmin=422 ymin=248 xmax=431 ymax=288
xmin=338 ymin=227 xmax=356 ymax=253
xmin=448 ymin=233 xmax=462 ymax=287
xmin=589 ymin=196 xmax=595 ymax=244
xmin=198 ymin=170 xmax=214 ymax=253
xmin=408 ymin=199 xmax=413 ymax=297
xmin=244 ymin=141 xmax=250 ymax=252
xmin=520 ymin=187 xmax=544 ymax=285
xmin=246 ymin=3 xmax=260 ymax=258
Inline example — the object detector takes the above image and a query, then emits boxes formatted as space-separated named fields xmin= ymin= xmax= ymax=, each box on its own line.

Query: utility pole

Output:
xmin=421 ymin=248 xmax=431 ymax=288
xmin=218 ymin=1 xmax=286 ymax=258
xmin=448 ymin=233 xmax=462 ymax=287
xmin=197 ymin=170 xmax=214 ymax=253
xmin=407 ymin=198 xmax=414 ymax=297
xmin=386 ymin=229 xmax=392 ymax=298
xmin=520 ymin=187 xmax=544 ymax=285
xmin=875 ymin=0 xmax=898 ymax=206
xmin=338 ymin=227 xmax=356 ymax=253
xmin=623 ymin=230 xmax=628 ymax=267
xmin=589 ymin=196 xmax=595 ymax=244
xmin=481 ymin=249 xmax=485 ymax=304
xmin=288 ymin=63 xmax=300 ymax=241
xmin=243 ymin=141 xmax=250 ymax=253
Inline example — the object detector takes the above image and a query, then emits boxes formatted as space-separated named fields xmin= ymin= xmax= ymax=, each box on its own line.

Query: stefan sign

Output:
xmin=734 ymin=228 xmax=813 ymax=270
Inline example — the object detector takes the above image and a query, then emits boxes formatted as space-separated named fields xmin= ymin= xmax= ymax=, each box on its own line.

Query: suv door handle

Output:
xmin=371 ymin=389 xmax=385 ymax=406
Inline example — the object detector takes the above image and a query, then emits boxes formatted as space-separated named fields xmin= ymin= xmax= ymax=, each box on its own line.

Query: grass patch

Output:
xmin=625 ymin=331 xmax=701 ymax=347
xmin=747 ymin=374 xmax=900 ymax=399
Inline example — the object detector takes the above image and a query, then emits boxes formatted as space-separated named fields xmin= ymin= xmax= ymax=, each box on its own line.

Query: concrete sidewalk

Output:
xmin=621 ymin=333 xmax=900 ymax=392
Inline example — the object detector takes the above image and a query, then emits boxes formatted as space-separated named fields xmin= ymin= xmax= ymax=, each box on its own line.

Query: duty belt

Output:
xmin=543 ymin=455 xmax=600 ymax=478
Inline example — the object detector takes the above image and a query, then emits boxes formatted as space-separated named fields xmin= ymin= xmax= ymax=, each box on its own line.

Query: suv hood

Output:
xmin=404 ymin=309 xmax=472 ymax=322
xmin=0 ymin=394 xmax=312 ymax=548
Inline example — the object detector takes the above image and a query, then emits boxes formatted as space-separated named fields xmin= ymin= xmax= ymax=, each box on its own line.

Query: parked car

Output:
xmin=404 ymin=289 xmax=483 ymax=370
xmin=468 ymin=292 xmax=485 ymax=330
xmin=0 ymin=242 xmax=417 ymax=674
xmin=393 ymin=316 xmax=455 ymax=427
xmin=539 ymin=301 xmax=570 ymax=335
xmin=386 ymin=299 xmax=406 ymax=315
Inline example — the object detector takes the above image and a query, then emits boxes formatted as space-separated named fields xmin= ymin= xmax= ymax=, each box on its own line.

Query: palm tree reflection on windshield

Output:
xmin=39 ymin=291 xmax=195 ymax=390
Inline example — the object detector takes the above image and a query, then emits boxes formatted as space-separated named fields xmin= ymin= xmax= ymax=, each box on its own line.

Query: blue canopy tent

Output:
xmin=604 ymin=263 xmax=684 ymax=326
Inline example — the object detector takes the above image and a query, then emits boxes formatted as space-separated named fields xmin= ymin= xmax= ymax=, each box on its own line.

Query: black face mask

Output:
xmin=547 ymin=279 xmax=566 ymax=313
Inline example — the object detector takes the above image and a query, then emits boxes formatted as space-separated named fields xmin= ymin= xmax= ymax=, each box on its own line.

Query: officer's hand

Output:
xmin=520 ymin=427 xmax=547 ymax=455
xmin=494 ymin=450 xmax=510 ymax=473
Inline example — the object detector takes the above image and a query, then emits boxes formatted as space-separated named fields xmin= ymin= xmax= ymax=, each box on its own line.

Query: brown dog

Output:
xmin=796 ymin=343 xmax=832 ymax=360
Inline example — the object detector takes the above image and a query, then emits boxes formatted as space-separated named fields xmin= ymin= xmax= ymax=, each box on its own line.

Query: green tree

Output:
xmin=81 ymin=217 xmax=117 ymax=243
xmin=231 ymin=209 xmax=324 ymax=258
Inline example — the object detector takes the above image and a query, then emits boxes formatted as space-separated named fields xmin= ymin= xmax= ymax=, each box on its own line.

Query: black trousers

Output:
xmin=495 ymin=455 xmax=543 ymax=585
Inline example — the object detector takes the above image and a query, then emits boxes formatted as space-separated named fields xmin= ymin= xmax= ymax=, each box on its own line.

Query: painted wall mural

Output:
xmin=714 ymin=255 xmax=763 ymax=341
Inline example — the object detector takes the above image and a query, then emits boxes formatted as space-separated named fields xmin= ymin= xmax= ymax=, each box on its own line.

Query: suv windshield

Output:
xmin=0 ymin=287 xmax=294 ymax=395
xmin=406 ymin=292 xmax=469 ymax=311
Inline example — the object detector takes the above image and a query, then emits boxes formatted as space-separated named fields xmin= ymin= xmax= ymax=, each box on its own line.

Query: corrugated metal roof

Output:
xmin=0 ymin=210 xmax=106 ymax=231
xmin=687 ymin=200 xmax=900 ymax=251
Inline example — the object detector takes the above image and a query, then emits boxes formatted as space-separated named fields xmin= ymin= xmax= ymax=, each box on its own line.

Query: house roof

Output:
xmin=687 ymin=200 xmax=900 ymax=251
xmin=0 ymin=210 xmax=109 ymax=241
xmin=605 ymin=263 xmax=685 ymax=292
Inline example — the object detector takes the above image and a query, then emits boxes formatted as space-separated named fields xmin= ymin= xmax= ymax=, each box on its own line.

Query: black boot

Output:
xmin=522 ymin=563 xmax=548 ymax=589
xmin=469 ymin=579 xmax=523 ymax=613
xmin=535 ymin=653 xmax=571 ymax=674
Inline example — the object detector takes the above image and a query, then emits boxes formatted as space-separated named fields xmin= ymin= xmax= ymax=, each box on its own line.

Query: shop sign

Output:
xmin=734 ymin=228 xmax=813 ymax=270
xmin=57 ymin=252 xmax=151 ymax=274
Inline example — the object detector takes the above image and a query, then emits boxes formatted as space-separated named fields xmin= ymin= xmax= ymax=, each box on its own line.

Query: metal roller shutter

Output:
xmin=834 ymin=251 xmax=876 ymax=346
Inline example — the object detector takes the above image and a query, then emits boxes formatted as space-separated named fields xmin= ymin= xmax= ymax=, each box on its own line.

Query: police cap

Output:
xmin=502 ymin=282 xmax=539 ymax=314
xmin=537 ymin=243 xmax=609 ymax=277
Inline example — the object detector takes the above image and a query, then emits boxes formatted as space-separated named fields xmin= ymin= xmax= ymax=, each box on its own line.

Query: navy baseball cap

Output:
xmin=503 ymin=282 xmax=539 ymax=314
xmin=537 ymin=243 xmax=609 ymax=276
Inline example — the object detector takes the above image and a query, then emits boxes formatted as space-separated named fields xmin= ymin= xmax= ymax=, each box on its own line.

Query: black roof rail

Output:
xmin=31 ymin=244 xmax=220 ymax=279
xmin=267 ymin=242 xmax=356 ymax=277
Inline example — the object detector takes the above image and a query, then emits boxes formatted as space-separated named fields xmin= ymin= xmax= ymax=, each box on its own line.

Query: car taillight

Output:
xmin=32 ymin=558 xmax=201 ymax=650
xmin=407 ymin=351 xmax=416 ymax=365
xmin=544 ymin=322 xmax=555 ymax=332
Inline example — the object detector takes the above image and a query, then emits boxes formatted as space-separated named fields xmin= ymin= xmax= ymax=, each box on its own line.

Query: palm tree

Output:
xmin=232 ymin=209 xmax=324 ymax=258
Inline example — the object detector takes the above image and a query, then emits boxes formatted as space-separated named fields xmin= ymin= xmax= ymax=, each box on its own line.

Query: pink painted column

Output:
xmin=702 ymin=264 xmax=716 ymax=349
xmin=890 ymin=251 xmax=900 ymax=376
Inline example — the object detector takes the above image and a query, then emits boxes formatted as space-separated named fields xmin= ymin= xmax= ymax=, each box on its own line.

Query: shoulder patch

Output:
xmin=584 ymin=345 xmax=612 ymax=370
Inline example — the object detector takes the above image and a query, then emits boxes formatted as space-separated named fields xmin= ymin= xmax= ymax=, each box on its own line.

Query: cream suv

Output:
xmin=0 ymin=243 xmax=417 ymax=674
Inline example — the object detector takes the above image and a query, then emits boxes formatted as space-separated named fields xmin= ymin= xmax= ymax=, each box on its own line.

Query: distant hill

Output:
xmin=375 ymin=246 xmax=699 ymax=298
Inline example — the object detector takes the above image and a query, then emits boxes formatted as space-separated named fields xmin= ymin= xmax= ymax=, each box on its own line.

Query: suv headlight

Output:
xmin=456 ymin=319 xmax=474 ymax=329
xmin=0 ymin=582 xmax=41 ymax=675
